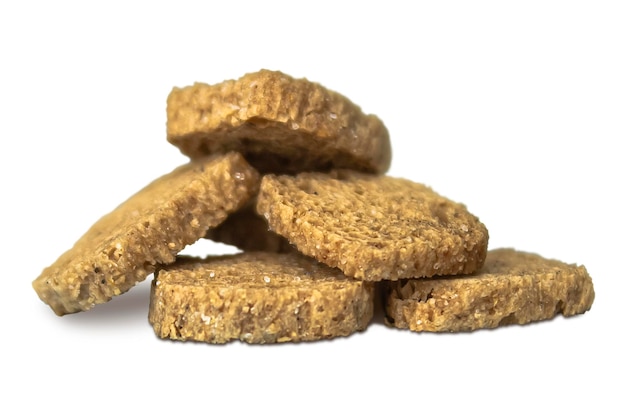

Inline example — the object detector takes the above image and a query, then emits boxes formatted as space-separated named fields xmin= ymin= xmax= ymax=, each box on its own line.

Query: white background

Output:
xmin=1 ymin=1 xmax=624 ymax=415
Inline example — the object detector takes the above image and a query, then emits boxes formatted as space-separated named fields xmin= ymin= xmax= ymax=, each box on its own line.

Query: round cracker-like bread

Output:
xmin=256 ymin=171 xmax=489 ymax=281
xmin=166 ymin=69 xmax=391 ymax=174
xmin=148 ymin=252 xmax=375 ymax=344
xmin=382 ymin=248 xmax=595 ymax=332
xmin=205 ymin=203 xmax=293 ymax=253
xmin=32 ymin=153 xmax=260 ymax=316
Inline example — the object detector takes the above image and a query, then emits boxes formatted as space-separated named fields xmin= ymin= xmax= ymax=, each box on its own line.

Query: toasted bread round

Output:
xmin=205 ymin=203 xmax=293 ymax=253
xmin=166 ymin=69 xmax=391 ymax=174
xmin=256 ymin=171 xmax=489 ymax=281
xmin=32 ymin=153 xmax=259 ymax=316
xmin=149 ymin=252 xmax=375 ymax=344
xmin=382 ymin=248 xmax=595 ymax=332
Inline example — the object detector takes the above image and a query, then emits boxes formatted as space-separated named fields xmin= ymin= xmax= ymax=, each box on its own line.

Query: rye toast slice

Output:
xmin=256 ymin=170 xmax=488 ymax=281
xmin=167 ymin=69 xmax=391 ymax=174
xmin=382 ymin=248 xmax=595 ymax=332
xmin=33 ymin=153 xmax=259 ymax=315
xmin=149 ymin=252 xmax=374 ymax=344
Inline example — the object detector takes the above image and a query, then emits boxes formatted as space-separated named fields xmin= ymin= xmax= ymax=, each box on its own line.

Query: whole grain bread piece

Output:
xmin=33 ymin=153 xmax=260 ymax=316
xmin=149 ymin=252 xmax=375 ymax=344
xmin=166 ymin=69 xmax=391 ymax=174
xmin=205 ymin=203 xmax=293 ymax=253
xmin=382 ymin=248 xmax=595 ymax=332
xmin=256 ymin=171 xmax=489 ymax=281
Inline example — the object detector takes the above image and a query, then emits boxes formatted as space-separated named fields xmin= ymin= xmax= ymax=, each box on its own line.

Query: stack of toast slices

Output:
xmin=32 ymin=69 xmax=595 ymax=344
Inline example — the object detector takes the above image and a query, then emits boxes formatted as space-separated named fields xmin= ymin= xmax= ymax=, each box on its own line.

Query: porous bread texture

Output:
xmin=149 ymin=252 xmax=375 ymax=344
xmin=205 ymin=203 xmax=293 ymax=253
xmin=382 ymin=248 xmax=595 ymax=332
xmin=166 ymin=69 xmax=391 ymax=174
xmin=33 ymin=153 xmax=260 ymax=316
xmin=256 ymin=171 xmax=489 ymax=281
